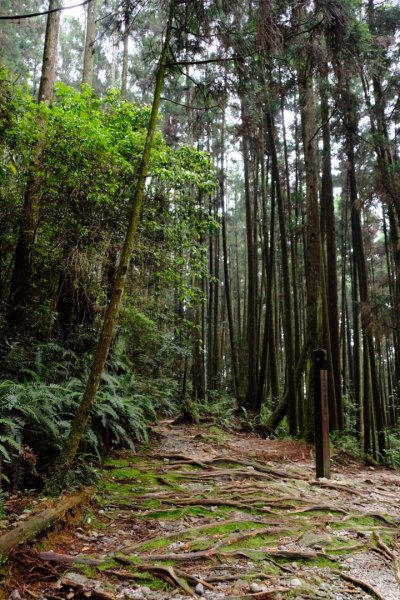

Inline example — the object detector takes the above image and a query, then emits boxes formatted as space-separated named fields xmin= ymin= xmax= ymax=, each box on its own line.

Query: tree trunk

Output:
xmin=44 ymin=1 xmax=175 ymax=495
xmin=344 ymin=87 xmax=386 ymax=457
xmin=7 ymin=0 xmax=61 ymax=329
xmin=241 ymin=99 xmax=258 ymax=412
xmin=220 ymin=110 xmax=240 ymax=398
xmin=82 ymin=0 xmax=97 ymax=86
xmin=320 ymin=78 xmax=342 ymax=430
xmin=121 ymin=9 xmax=129 ymax=98
xmin=299 ymin=55 xmax=323 ymax=440
xmin=264 ymin=110 xmax=296 ymax=434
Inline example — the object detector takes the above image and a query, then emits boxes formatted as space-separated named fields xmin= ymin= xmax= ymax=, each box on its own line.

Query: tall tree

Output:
xmin=82 ymin=0 xmax=97 ymax=85
xmin=7 ymin=0 xmax=61 ymax=329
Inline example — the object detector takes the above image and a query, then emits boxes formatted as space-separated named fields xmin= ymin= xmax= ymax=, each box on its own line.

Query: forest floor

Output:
xmin=2 ymin=423 xmax=400 ymax=600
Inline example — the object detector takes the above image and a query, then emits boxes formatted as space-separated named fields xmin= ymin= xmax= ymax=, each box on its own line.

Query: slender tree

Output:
xmin=7 ymin=0 xmax=61 ymax=329
xmin=82 ymin=0 xmax=97 ymax=85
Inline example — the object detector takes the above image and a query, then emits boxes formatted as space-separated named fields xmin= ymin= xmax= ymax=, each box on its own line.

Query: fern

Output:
xmin=0 ymin=364 xmax=180 ymax=490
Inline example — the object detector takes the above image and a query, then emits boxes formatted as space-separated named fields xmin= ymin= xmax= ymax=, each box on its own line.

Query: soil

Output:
xmin=2 ymin=423 xmax=400 ymax=600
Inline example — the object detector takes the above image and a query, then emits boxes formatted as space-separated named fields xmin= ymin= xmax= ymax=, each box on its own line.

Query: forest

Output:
xmin=0 ymin=0 xmax=400 ymax=500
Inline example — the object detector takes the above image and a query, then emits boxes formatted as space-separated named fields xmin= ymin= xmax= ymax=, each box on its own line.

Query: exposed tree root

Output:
xmin=120 ymin=517 xmax=288 ymax=553
xmin=341 ymin=512 xmax=398 ymax=526
xmin=151 ymin=454 xmax=304 ymax=480
xmin=34 ymin=552 xmax=205 ymax=598
xmin=335 ymin=570 xmax=387 ymax=600
xmin=289 ymin=504 xmax=349 ymax=515
xmin=159 ymin=497 xmax=275 ymax=512
xmin=176 ymin=469 xmax=277 ymax=481
xmin=310 ymin=480 xmax=364 ymax=496
xmin=374 ymin=533 xmax=400 ymax=583
xmin=123 ymin=540 xmax=330 ymax=563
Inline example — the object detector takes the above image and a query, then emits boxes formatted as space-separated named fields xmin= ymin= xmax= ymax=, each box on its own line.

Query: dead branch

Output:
xmin=35 ymin=551 xmax=104 ymax=566
xmin=0 ymin=490 xmax=92 ymax=563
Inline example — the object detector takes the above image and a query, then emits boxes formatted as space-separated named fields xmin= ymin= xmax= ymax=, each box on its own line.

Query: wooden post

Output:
xmin=313 ymin=348 xmax=330 ymax=478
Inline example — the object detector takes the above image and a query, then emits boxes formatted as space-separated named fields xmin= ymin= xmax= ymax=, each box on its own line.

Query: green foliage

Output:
xmin=240 ymin=404 xmax=289 ymax=438
xmin=118 ymin=305 xmax=161 ymax=370
xmin=0 ymin=366 xmax=179 ymax=489
xmin=384 ymin=432 xmax=400 ymax=469
xmin=330 ymin=430 xmax=362 ymax=460
xmin=179 ymin=391 xmax=237 ymax=429
xmin=1 ymin=79 xmax=216 ymax=338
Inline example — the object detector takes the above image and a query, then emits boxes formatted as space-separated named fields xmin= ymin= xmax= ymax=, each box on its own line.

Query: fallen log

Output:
xmin=0 ymin=489 xmax=92 ymax=563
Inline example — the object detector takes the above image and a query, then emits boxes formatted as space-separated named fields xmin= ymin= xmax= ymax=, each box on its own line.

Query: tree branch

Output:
xmin=0 ymin=0 xmax=91 ymax=20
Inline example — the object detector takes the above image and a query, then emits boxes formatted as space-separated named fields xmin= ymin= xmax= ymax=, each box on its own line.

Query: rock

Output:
xmin=16 ymin=513 xmax=28 ymax=521
xmin=141 ymin=586 xmax=152 ymax=598
xmin=195 ymin=583 xmax=204 ymax=595
xmin=319 ymin=583 xmax=330 ymax=591
xmin=249 ymin=583 xmax=265 ymax=593
xmin=61 ymin=572 xmax=89 ymax=586
xmin=290 ymin=578 xmax=303 ymax=587
xmin=301 ymin=531 xmax=333 ymax=548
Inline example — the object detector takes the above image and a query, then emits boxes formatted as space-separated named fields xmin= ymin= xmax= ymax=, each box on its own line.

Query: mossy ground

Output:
xmin=3 ymin=423 xmax=400 ymax=598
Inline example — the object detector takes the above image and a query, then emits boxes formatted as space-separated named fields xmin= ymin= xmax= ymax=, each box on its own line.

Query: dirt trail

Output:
xmin=3 ymin=423 xmax=400 ymax=599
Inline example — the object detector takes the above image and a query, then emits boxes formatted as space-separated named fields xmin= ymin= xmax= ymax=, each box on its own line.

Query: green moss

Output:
xmin=96 ymin=559 xmax=120 ymax=571
xmin=143 ymin=499 xmax=162 ymax=509
xmin=103 ymin=458 xmax=131 ymax=468
xmin=129 ymin=572 xmax=168 ymax=590
xmin=332 ymin=515 xmax=383 ymax=529
xmin=192 ymin=521 xmax=272 ymax=536
xmin=261 ymin=562 xmax=281 ymax=576
xmin=220 ymin=534 xmax=277 ymax=551
xmin=137 ymin=537 xmax=172 ymax=551
xmin=304 ymin=555 xmax=337 ymax=568
xmin=76 ymin=564 xmax=98 ymax=578
xmin=106 ymin=467 xmax=142 ymax=479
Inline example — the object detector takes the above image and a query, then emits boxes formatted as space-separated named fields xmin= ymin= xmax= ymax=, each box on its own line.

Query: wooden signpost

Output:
xmin=313 ymin=348 xmax=330 ymax=479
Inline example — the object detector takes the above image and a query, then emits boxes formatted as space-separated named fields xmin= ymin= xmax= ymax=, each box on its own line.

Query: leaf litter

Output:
xmin=2 ymin=422 xmax=400 ymax=599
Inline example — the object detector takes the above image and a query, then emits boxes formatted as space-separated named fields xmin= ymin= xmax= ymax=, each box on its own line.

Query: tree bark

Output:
xmin=299 ymin=52 xmax=323 ymax=440
xmin=82 ymin=0 xmax=97 ymax=86
xmin=320 ymin=78 xmax=342 ymax=430
xmin=240 ymin=98 xmax=258 ymax=411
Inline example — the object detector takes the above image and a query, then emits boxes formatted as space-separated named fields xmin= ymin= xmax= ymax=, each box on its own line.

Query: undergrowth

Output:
xmin=0 ymin=356 xmax=179 ymax=491
xmin=179 ymin=390 xmax=237 ymax=429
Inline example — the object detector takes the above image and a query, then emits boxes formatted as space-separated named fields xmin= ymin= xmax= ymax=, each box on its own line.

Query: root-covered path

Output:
xmin=3 ymin=424 xmax=400 ymax=599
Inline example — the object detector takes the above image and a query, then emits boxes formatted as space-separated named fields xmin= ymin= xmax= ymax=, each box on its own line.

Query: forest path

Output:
xmin=4 ymin=423 xmax=400 ymax=600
